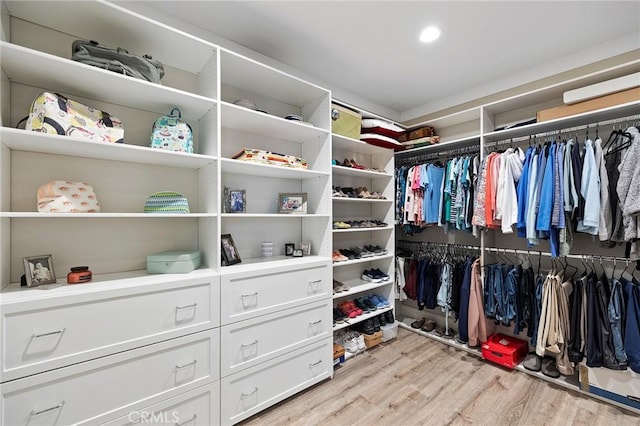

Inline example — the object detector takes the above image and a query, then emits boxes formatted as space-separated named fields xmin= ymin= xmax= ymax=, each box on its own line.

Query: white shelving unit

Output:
xmin=394 ymin=57 xmax=640 ymax=414
xmin=0 ymin=1 xmax=332 ymax=424
xmin=330 ymin=116 xmax=396 ymax=343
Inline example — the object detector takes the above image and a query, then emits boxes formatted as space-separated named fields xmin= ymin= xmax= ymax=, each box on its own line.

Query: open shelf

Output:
xmin=333 ymin=278 xmax=393 ymax=300
xmin=220 ymin=158 xmax=329 ymax=180
xmin=333 ymin=307 xmax=393 ymax=332
xmin=331 ymin=165 xmax=392 ymax=179
xmin=332 ymin=253 xmax=393 ymax=267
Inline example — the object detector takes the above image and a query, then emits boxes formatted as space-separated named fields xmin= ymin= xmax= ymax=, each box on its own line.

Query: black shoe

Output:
xmin=385 ymin=310 xmax=395 ymax=324
xmin=362 ymin=296 xmax=377 ymax=311
xmin=333 ymin=308 xmax=346 ymax=324
xmin=372 ymin=316 xmax=381 ymax=332
xmin=354 ymin=297 xmax=371 ymax=313
xmin=379 ymin=313 xmax=387 ymax=327
xmin=361 ymin=319 xmax=375 ymax=335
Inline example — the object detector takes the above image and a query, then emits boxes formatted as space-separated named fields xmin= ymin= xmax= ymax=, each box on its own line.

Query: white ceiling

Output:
xmin=138 ymin=1 xmax=640 ymax=121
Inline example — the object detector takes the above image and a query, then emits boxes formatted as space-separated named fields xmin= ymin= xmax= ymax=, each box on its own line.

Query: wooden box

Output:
xmin=331 ymin=103 xmax=362 ymax=140
xmin=537 ymin=87 xmax=640 ymax=122
xmin=364 ymin=330 xmax=383 ymax=349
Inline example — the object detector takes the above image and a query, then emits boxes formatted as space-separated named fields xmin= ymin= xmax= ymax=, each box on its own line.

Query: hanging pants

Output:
xmin=623 ymin=279 xmax=640 ymax=373
xmin=468 ymin=259 xmax=489 ymax=346
xmin=457 ymin=258 xmax=473 ymax=343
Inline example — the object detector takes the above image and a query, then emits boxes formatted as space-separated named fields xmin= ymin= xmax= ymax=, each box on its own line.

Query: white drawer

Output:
xmin=220 ymin=261 xmax=330 ymax=324
xmin=1 ymin=275 xmax=219 ymax=382
xmin=220 ymin=338 xmax=332 ymax=425
xmin=220 ymin=300 xmax=332 ymax=377
xmin=103 ymin=381 xmax=220 ymax=426
xmin=1 ymin=330 xmax=219 ymax=426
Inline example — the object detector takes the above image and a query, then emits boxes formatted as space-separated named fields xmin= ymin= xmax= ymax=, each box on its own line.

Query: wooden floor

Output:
xmin=240 ymin=328 xmax=639 ymax=426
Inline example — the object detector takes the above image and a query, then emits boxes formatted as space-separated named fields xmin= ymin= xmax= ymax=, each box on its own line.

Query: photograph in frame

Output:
xmin=278 ymin=192 xmax=307 ymax=214
xmin=23 ymin=254 xmax=56 ymax=287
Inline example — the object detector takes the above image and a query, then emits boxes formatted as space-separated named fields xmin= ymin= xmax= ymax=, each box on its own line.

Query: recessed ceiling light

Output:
xmin=420 ymin=26 xmax=441 ymax=43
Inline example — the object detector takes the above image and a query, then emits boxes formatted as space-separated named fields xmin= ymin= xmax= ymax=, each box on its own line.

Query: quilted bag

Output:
xmin=150 ymin=108 xmax=194 ymax=153
xmin=25 ymin=92 xmax=124 ymax=144
xmin=37 ymin=181 xmax=100 ymax=213
xmin=144 ymin=192 xmax=190 ymax=214
xmin=72 ymin=39 xmax=165 ymax=84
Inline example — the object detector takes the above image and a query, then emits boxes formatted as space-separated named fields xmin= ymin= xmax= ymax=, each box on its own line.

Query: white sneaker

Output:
xmin=343 ymin=335 xmax=358 ymax=353
xmin=353 ymin=331 xmax=366 ymax=352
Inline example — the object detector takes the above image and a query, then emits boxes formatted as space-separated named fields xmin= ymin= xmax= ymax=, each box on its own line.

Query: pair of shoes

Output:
xmin=371 ymin=294 xmax=390 ymax=308
xmin=338 ymin=300 xmax=363 ymax=318
xmin=333 ymin=279 xmax=349 ymax=293
xmin=364 ymin=245 xmax=388 ymax=255
xmin=378 ymin=313 xmax=387 ymax=327
xmin=354 ymin=297 xmax=374 ymax=313
xmin=411 ymin=318 xmax=426 ymax=329
xmin=333 ymin=221 xmax=351 ymax=229
xmin=541 ymin=357 xmax=560 ymax=378
xmin=333 ymin=308 xmax=347 ymax=324
xmin=362 ymin=269 xmax=389 ymax=283
xmin=355 ymin=187 xmax=372 ymax=198
xmin=385 ymin=310 xmax=394 ymax=324
xmin=339 ymin=248 xmax=359 ymax=259
xmin=332 ymin=250 xmax=348 ymax=262
xmin=344 ymin=158 xmax=365 ymax=169
xmin=343 ymin=330 xmax=366 ymax=353
xmin=421 ymin=318 xmax=436 ymax=332
xmin=523 ymin=353 xmax=542 ymax=372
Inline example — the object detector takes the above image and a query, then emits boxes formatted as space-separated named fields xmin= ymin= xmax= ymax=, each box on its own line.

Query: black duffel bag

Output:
xmin=72 ymin=39 xmax=165 ymax=84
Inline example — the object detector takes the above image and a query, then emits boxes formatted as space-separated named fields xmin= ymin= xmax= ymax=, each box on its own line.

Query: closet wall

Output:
xmin=393 ymin=59 xmax=640 ymax=413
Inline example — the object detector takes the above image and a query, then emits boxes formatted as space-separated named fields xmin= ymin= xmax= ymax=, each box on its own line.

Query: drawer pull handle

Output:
xmin=31 ymin=401 xmax=65 ymax=416
xmin=32 ymin=328 xmax=66 ymax=338
xmin=175 ymin=414 xmax=197 ymax=426
xmin=308 ymin=279 xmax=322 ymax=284
xmin=309 ymin=359 xmax=323 ymax=367
xmin=241 ymin=339 xmax=258 ymax=349
xmin=309 ymin=320 xmax=322 ymax=325
xmin=175 ymin=359 xmax=197 ymax=369
xmin=176 ymin=303 xmax=197 ymax=310
xmin=241 ymin=292 xmax=258 ymax=298
xmin=241 ymin=387 xmax=258 ymax=398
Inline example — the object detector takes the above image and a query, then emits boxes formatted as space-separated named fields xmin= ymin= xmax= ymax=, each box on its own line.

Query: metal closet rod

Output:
xmin=395 ymin=144 xmax=480 ymax=166
xmin=486 ymin=113 xmax=640 ymax=149
xmin=483 ymin=246 xmax=632 ymax=264
xmin=397 ymin=240 xmax=481 ymax=251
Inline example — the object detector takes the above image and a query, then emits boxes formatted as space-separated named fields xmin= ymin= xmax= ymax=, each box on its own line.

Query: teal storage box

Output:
xmin=147 ymin=250 xmax=201 ymax=274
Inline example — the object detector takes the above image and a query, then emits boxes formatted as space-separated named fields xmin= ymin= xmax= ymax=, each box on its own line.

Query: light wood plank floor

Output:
xmin=240 ymin=328 xmax=639 ymax=426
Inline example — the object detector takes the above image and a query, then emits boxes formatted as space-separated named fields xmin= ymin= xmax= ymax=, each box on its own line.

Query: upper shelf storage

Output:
xmin=1 ymin=43 xmax=217 ymax=121
xmin=219 ymin=49 xmax=331 ymax=131
xmin=332 ymin=134 xmax=392 ymax=155
xmin=4 ymin=0 xmax=217 ymax=75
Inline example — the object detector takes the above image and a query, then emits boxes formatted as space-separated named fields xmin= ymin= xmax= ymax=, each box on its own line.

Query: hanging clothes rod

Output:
xmin=395 ymin=144 xmax=480 ymax=166
xmin=397 ymin=240 xmax=481 ymax=251
xmin=486 ymin=113 xmax=640 ymax=149
xmin=483 ymin=246 xmax=631 ymax=264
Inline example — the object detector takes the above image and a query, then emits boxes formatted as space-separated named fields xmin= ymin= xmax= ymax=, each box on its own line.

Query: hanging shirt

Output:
xmin=594 ymin=137 xmax=612 ymax=242
xmin=526 ymin=150 xmax=540 ymax=246
xmin=424 ymin=163 xmax=446 ymax=224
xmin=500 ymin=147 xmax=525 ymax=234
xmin=536 ymin=143 xmax=556 ymax=234
xmin=472 ymin=155 xmax=489 ymax=228
xmin=577 ymin=139 xmax=600 ymax=235
xmin=563 ymin=140 xmax=578 ymax=215
xmin=516 ymin=146 xmax=535 ymax=238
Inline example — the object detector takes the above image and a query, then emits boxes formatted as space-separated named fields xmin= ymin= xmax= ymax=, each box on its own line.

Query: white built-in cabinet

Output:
xmin=331 ymin=124 xmax=396 ymax=336
xmin=0 ymin=1 xmax=332 ymax=424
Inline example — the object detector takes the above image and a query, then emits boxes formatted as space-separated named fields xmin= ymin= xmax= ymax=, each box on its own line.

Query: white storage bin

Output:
xmin=381 ymin=321 xmax=398 ymax=342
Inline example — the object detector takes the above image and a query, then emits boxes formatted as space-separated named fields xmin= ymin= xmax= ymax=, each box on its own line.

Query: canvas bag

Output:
xmin=150 ymin=108 xmax=194 ymax=153
xmin=37 ymin=181 xmax=100 ymax=213
xmin=24 ymin=92 xmax=124 ymax=144
xmin=72 ymin=39 xmax=165 ymax=84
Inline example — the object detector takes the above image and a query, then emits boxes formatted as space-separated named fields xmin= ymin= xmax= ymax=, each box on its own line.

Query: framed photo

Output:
xmin=301 ymin=242 xmax=311 ymax=256
xmin=292 ymin=248 xmax=303 ymax=257
xmin=23 ymin=254 xmax=56 ymax=287
xmin=221 ymin=234 xmax=241 ymax=265
xmin=278 ymin=192 xmax=307 ymax=214
xmin=224 ymin=187 xmax=246 ymax=213
xmin=285 ymin=243 xmax=295 ymax=256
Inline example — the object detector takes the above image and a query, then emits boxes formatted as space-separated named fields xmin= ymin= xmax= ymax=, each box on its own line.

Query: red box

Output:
xmin=481 ymin=333 xmax=529 ymax=369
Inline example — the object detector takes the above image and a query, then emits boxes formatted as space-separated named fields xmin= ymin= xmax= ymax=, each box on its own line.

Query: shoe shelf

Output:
xmin=331 ymin=197 xmax=393 ymax=204
xmin=331 ymin=165 xmax=392 ymax=179
xmin=332 ymin=133 xmax=392 ymax=155
xmin=332 ymin=253 xmax=393 ymax=267
xmin=0 ymin=42 xmax=217 ymax=121
xmin=332 ymin=306 xmax=393 ymax=332
xmin=1 ymin=128 xmax=218 ymax=169
xmin=332 ymin=226 xmax=393 ymax=233
xmin=333 ymin=278 xmax=393 ymax=300
xmin=221 ymin=102 xmax=328 ymax=143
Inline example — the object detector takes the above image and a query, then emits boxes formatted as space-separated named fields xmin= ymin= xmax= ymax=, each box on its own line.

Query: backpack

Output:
xmin=150 ymin=108 xmax=194 ymax=153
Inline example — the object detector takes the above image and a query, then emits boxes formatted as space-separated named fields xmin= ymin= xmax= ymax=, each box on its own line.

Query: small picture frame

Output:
xmin=221 ymin=234 xmax=241 ymax=265
xmin=292 ymin=248 xmax=303 ymax=257
xmin=278 ymin=192 xmax=307 ymax=214
xmin=224 ymin=187 xmax=246 ymax=213
xmin=23 ymin=254 xmax=56 ymax=287
xmin=301 ymin=242 xmax=311 ymax=256
xmin=285 ymin=243 xmax=295 ymax=256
